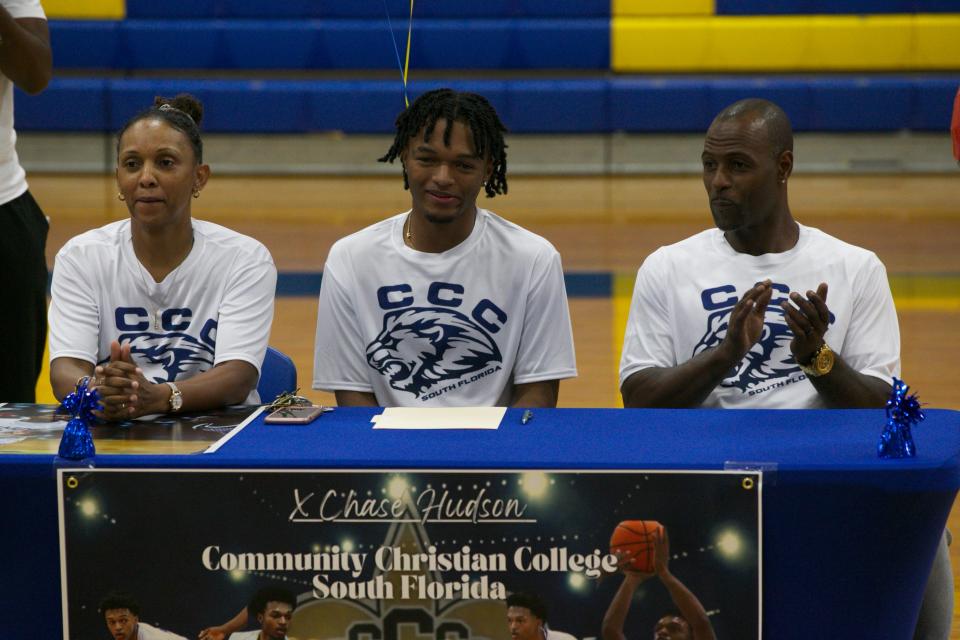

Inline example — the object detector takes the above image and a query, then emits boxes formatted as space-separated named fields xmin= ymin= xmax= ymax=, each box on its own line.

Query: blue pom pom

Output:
xmin=56 ymin=378 xmax=102 ymax=461
xmin=58 ymin=417 xmax=96 ymax=460
xmin=878 ymin=377 xmax=924 ymax=459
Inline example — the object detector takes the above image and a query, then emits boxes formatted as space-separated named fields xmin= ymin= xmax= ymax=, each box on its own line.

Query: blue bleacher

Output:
xmin=16 ymin=76 xmax=960 ymax=134
xmin=123 ymin=0 xmax=611 ymax=19
xmin=50 ymin=19 xmax=609 ymax=71
xmin=26 ymin=3 xmax=960 ymax=137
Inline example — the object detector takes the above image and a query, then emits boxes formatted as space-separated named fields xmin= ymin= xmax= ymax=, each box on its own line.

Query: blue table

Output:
xmin=3 ymin=408 xmax=958 ymax=639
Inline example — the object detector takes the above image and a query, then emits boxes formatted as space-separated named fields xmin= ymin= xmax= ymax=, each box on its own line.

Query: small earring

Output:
xmin=117 ymin=192 xmax=126 ymax=201
xmin=192 ymin=189 xmax=200 ymax=199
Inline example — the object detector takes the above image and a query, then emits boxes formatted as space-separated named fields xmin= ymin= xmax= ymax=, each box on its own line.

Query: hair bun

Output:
xmin=153 ymin=93 xmax=203 ymax=127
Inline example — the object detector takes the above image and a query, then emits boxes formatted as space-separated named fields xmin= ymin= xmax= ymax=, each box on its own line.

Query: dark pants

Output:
xmin=0 ymin=190 xmax=48 ymax=402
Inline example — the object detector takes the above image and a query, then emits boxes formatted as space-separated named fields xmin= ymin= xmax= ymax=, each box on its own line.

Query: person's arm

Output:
xmin=335 ymin=390 xmax=378 ymax=406
xmin=780 ymin=283 xmax=891 ymax=408
xmin=510 ymin=249 xmax=576 ymax=405
xmin=48 ymin=250 xmax=103 ymax=401
xmin=511 ymin=380 xmax=559 ymax=408
xmin=313 ymin=252 xmax=378 ymax=401
xmin=621 ymin=281 xmax=774 ymax=408
xmin=654 ymin=529 xmax=716 ymax=640
xmin=99 ymin=341 xmax=258 ymax=419
xmin=601 ymin=572 xmax=646 ymax=640
xmin=0 ymin=8 xmax=51 ymax=94
xmin=50 ymin=357 xmax=94 ymax=402
xmin=198 ymin=607 xmax=248 ymax=640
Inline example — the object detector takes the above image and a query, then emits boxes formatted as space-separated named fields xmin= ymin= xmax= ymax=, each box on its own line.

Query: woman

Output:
xmin=48 ymin=94 xmax=277 ymax=421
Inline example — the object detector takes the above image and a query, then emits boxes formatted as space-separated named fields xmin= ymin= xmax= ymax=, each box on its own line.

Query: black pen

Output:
xmin=520 ymin=410 xmax=533 ymax=425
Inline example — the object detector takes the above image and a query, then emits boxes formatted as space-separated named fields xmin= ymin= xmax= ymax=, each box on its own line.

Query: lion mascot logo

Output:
xmin=366 ymin=308 xmax=502 ymax=397
xmin=115 ymin=332 xmax=216 ymax=383
xmin=692 ymin=306 xmax=798 ymax=392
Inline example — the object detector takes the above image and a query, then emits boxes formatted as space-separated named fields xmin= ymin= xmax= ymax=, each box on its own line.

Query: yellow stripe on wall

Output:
xmin=612 ymin=272 xmax=636 ymax=408
xmin=915 ymin=14 xmax=960 ymax=69
xmin=612 ymin=14 xmax=960 ymax=71
xmin=43 ymin=0 xmax=124 ymax=19
xmin=36 ymin=337 xmax=55 ymax=404
xmin=613 ymin=0 xmax=714 ymax=16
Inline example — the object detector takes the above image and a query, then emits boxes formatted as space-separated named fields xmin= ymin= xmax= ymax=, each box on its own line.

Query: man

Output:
xmin=620 ymin=98 xmax=898 ymax=409
xmin=228 ymin=587 xmax=295 ymax=640
xmin=506 ymin=592 xmax=576 ymax=640
xmin=197 ymin=586 xmax=296 ymax=640
xmin=619 ymin=98 xmax=949 ymax=638
xmin=313 ymin=88 xmax=576 ymax=407
xmin=601 ymin=528 xmax=715 ymax=640
xmin=0 ymin=0 xmax=51 ymax=402
xmin=100 ymin=591 xmax=186 ymax=640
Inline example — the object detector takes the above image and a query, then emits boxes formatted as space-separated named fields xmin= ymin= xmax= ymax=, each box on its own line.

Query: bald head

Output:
xmin=711 ymin=99 xmax=793 ymax=160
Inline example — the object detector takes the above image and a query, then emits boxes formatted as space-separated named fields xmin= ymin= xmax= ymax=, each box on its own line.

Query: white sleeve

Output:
xmin=839 ymin=254 xmax=901 ymax=383
xmin=48 ymin=249 xmax=101 ymax=365
xmin=4 ymin=0 xmax=46 ymax=20
xmin=212 ymin=247 xmax=277 ymax=374
xmin=618 ymin=250 xmax=677 ymax=386
xmin=312 ymin=249 xmax=373 ymax=392
xmin=511 ymin=248 xmax=577 ymax=384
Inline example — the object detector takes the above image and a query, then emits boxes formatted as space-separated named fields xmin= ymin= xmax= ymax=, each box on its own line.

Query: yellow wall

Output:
xmin=613 ymin=0 xmax=714 ymax=16
xmin=612 ymin=14 xmax=960 ymax=71
xmin=43 ymin=0 xmax=124 ymax=19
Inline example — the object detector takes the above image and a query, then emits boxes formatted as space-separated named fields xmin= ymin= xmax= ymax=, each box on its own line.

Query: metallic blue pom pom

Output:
xmin=878 ymin=377 xmax=923 ymax=459
xmin=58 ymin=417 xmax=96 ymax=460
xmin=56 ymin=379 xmax=103 ymax=461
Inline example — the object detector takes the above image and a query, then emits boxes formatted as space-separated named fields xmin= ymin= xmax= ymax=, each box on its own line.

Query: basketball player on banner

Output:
xmin=603 ymin=523 xmax=715 ymax=640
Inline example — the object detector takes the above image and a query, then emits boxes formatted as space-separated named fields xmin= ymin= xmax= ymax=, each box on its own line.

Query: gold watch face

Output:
xmin=813 ymin=345 xmax=835 ymax=375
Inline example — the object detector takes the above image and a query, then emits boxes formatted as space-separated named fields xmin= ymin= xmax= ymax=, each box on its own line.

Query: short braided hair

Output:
xmin=379 ymin=88 xmax=508 ymax=197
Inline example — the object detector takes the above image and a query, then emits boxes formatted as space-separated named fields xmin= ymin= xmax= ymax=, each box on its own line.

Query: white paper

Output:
xmin=371 ymin=407 xmax=507 ymax=430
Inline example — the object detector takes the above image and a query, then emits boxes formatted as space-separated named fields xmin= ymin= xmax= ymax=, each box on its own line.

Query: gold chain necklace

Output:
xmin=403 ymin=214 xmax=414 ymax=247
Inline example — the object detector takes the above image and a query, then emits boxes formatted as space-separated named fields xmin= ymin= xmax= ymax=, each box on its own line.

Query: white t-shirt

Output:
xmin=619 ymin=224 xmax=900 ymax=408
xmin=313 ymin=208 xmax=577 ymax=407
xmin=137 ymin=622 xmax=187 ymax=640
xmin=0 ymin=0 xmax=46 ymax=205
xmin=49 ymin=219 xmax=277 ymax=404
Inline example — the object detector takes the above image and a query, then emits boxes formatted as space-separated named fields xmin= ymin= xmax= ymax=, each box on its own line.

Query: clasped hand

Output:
xmin=720 ymin=280 xmax=830 ymax=364
xmin=91 ymin=341 xmax=166 ymax=421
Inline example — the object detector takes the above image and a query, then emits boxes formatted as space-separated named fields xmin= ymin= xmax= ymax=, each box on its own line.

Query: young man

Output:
xmin=198 ymin=586 xmax=296 ymax=640
xmin=313 ymin=89 xmax=576 ymax=407
xmin=100 ymin=592 xmax=186 ymax=640
xmin=227 ymin=588 xmax=295 ymax=640
xmin=505 ymin=592 xmax=576 ymax=640
xmin=619 ymin=99 xmax=899 ymax=410
xmin=601 ymin=529 xmax=715 ymax=640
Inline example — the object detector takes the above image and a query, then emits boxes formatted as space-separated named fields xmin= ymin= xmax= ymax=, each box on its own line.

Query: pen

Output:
xmin=521 ymin=410 xmax=533 ymax=425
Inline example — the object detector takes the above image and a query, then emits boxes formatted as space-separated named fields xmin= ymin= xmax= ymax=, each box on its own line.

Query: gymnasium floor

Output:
xmin=30 ymin=172 xmax=960 ymax=630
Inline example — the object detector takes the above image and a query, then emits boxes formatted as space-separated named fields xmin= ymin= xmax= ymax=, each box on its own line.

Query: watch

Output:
xmin=798 ymin=343 xmax=835 ymax=378
xmin=166 ymin=381 xmax=183 ymax=412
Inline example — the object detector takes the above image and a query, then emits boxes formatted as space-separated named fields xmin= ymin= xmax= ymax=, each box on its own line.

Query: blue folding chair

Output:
xmin=257 ymin=346 xmax=297 ymax=404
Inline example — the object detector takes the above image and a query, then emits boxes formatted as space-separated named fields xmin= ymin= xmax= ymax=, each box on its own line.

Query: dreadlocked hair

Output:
xmin=378 ymin=88 xmax=508 ymax=198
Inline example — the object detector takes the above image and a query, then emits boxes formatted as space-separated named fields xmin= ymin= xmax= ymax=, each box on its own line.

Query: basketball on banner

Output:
xmin=610 ymin=520 xmax=663 ymax=572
